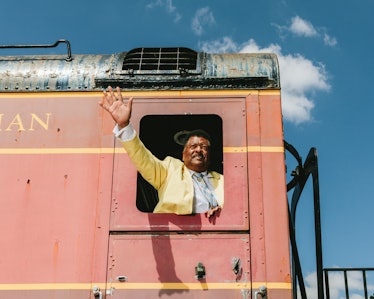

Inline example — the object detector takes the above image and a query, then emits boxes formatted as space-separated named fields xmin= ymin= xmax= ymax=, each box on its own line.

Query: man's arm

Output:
xmin=99 ymin=87 xmax=167 ymax=190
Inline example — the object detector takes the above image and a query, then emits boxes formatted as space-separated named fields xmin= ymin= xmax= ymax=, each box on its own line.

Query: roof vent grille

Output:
xmin=122 ymin=47 xmax=197 ymax=72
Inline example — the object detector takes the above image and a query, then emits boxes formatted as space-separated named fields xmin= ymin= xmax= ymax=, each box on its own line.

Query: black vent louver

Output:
xmin=122 ymin=47 xmax=197 ymax=72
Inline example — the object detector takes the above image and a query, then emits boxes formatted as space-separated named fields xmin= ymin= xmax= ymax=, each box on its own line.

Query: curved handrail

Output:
xmin=0 ymin=39 xmax=72 ymax=61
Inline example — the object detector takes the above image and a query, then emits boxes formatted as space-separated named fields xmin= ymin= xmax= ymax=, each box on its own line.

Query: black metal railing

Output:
xmin=285 ymin=141 xmax=324 ymax=299
xmin=324 ymin=268 xmax=374 ymax=299
xmin=285 ymin=143 xmax=374 ymax=299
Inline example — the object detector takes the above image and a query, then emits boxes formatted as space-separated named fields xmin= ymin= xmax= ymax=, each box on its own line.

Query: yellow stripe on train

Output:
xmin=0 ymin=282 xmax=291 ymax=290
xmin=0 ymin=146 xmax=284 ymax=155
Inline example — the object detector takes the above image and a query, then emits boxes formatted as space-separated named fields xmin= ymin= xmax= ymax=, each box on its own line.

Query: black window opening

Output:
xmin=136 ymin=114 xmax=223 ymax=213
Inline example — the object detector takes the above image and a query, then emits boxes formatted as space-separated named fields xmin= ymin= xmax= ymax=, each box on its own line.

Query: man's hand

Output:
xmin=206 ymin=206 xmax=221 ymax=218
xmin=99 ymin=86 xmax=133 ymax=129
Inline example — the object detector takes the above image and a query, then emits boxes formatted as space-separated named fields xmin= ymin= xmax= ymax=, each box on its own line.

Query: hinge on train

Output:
xmin=232 ymin=257 xmax=241 ymax=275
xmin=92 ymin=286 xmax=103 ymax=299
xmin=195 ymin=262 xmax=206 ymax=280
xmin=255 ymin=285 xmax=267 ymax=299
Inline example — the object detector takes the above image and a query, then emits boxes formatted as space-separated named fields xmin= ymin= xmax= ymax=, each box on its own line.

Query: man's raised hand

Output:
xmin=99 ymin=86 xmax=133 ymax=129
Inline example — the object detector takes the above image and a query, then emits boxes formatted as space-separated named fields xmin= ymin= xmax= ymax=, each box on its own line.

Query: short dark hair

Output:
xmin=174 ymin=129 xmax=211 ymax=147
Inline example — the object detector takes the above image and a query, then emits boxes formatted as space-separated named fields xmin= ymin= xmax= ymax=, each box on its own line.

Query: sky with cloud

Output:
xmin=2 ymin=0 xmax=374 ymax=298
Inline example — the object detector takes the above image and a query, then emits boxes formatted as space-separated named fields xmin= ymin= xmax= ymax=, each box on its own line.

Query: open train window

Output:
xmin=136 ymin=114 xmax=223 ymax=213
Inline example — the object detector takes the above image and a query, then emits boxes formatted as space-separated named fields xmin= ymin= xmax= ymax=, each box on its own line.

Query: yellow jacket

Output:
xmin=120 ymin=135 xmax=224 ymax=215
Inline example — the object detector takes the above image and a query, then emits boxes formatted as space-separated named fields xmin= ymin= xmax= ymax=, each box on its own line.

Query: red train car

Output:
xmin=0 ymin=42 xmax=291 ymax=298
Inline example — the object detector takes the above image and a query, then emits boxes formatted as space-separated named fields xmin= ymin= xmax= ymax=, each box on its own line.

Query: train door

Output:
xmin=105 ymin=94 xmax=251 ymax=298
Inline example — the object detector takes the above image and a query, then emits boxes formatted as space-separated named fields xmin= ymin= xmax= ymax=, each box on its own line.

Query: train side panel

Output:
xmin=0 ymin=51 xmax=291 ymax=299
xmin=248 ymin=92 xmax=291 ymax=298
xmin=0 ymin=90 xmax=291 ymax=298
xmin=104 ymin=90 xmax=291 ymax=298
xmin=0 ymin=93 xmax=113 ymax=298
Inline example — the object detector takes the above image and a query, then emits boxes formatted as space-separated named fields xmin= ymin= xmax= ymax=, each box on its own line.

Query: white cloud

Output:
xmin=199 ymin=37 xmax=330 ymax=124
xmin=191 ymin=7 xmax=215 ymax=36
xmin=146 ymin=0 xmax=181 ymax=23
xmin=289 ymin=16 xmax=318 ymax=37
xmin=274 ymin=16 xmax=338 ymax=47
xmin=324 ymin=33 xmax=338 ymax=47
xmin=199 ymin=36 xmax=238 ymax=52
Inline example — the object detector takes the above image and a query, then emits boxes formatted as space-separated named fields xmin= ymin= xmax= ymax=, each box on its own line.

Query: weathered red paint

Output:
xmin=0 ymin=91 xmax=291 ymax=299
xmin=107 ymin=234 xmax=251 ymax=298
xmin=0 ymin=95 xmax=113 ymax=299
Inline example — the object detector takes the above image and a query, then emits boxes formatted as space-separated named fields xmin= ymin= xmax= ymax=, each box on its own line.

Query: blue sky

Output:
xmin=2 ymin=0 xmax=374 ymax=296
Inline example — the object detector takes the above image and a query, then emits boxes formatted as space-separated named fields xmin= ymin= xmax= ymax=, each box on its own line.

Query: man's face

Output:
xmin=182 ymin=136 xmax=211 ymax=172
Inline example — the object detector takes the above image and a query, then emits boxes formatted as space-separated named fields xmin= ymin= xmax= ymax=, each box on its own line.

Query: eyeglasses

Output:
xmin=186 ymin=143 xmax=210 ymax=151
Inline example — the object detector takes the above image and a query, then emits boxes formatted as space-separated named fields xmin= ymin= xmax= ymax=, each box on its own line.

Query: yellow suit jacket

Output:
xmin=120 ymin=135 xmax=224 ymax=215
